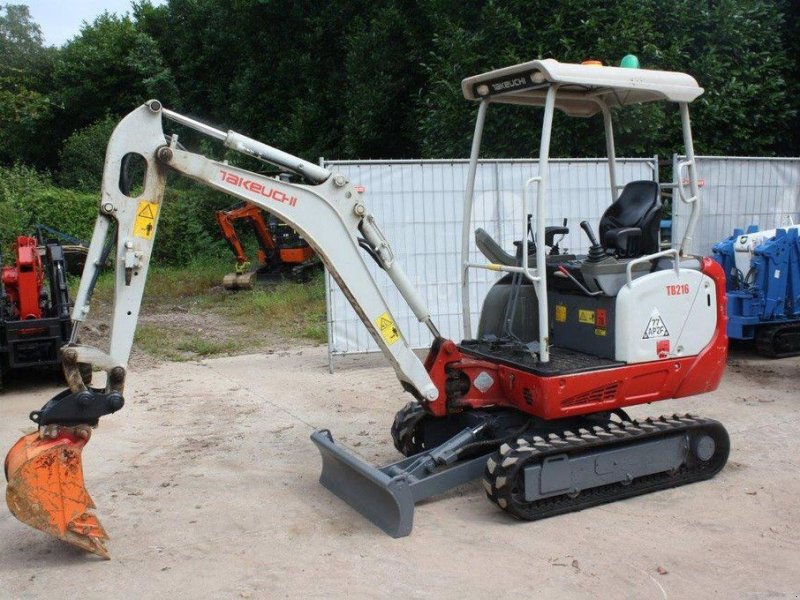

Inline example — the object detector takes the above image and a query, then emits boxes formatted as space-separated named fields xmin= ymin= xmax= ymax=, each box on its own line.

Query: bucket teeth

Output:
xmin=5 ymin=427 xmax=110 ymax=559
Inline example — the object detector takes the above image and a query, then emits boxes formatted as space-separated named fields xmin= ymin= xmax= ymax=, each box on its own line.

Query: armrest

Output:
xmin=604 ymin=227 xmax=641 ymax=258
xmin=544 ymin=226 xmax=569 ymax=246
xmin=475 ymin=228 xmax=517 ymax=266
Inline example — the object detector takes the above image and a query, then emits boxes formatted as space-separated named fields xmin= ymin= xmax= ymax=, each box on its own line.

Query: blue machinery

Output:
xmin=713 ymin=225 xmax=800 ymax=356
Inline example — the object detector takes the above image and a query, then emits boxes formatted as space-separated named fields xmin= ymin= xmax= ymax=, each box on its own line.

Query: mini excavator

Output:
xmin=215 ymin=201 xmax=320 ymax=290
xmin=5 ymin=58 xmax=729 ymax=558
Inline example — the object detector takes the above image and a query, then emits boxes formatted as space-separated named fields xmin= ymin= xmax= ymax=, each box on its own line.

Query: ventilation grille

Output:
xmin=561 ymin=383 xmax=619 ymax=408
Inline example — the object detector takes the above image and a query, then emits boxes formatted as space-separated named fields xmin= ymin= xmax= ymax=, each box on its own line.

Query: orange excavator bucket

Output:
xmin=5 ymin=425 xmax=109 ymax=559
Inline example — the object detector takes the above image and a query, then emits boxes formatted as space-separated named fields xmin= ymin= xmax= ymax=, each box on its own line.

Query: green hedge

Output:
xmin=155 ymin=183 xmax=228 ymax=264
xmin=0 ymin=165 xmax=96 ymax=252
xmin=0 ymin=165 xmax=229 ymax=265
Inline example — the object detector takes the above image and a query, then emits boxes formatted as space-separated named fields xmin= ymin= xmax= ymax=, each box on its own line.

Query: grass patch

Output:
xmin=175 ymin=336 xmax=243 ymax=357
xmin=198 ymin=274 xmax=328 ymax=343
xmin=134 ymin=323 xmax=246 ymax=361
xmin=144 ymin=258 xmax=231 ymax=303
xmin=72 ymin=256 xmax=232 ymax=305
xmin=134 ymin=323 xmax=185 ymax=361
xmin=72 ymin=257 xmax=327 ymax=361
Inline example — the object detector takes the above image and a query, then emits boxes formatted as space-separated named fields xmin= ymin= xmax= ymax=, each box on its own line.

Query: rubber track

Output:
xmin=483 ymin=414 xmax=729 ymax=521
xmin=390 ymin=401 xmax=428 ymax=456
xmin=756 ymin=324 xmax=800 ymax=358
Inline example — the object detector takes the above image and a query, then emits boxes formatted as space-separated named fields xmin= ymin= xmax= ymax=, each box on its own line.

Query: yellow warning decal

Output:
xmin=595 ymin=328 xmax=607 ymax=336
xmin=376 ymin=312 xmax=400 ymax=345
xmin=555 ymin=304 xmax=567 ymax=322
xmin=133 ymin=200 xmax=159 ymax=240
xmin=134 ymin=200 xmax=159 ymax=239
xmin=578 ymin=309 xmax=595 ymax=325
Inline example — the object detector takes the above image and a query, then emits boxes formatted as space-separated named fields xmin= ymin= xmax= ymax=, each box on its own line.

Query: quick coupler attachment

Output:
xmin=311 ymin=425 xmax=492 ymax=538
xmin=30 ymin=387 xmax=125 ymax=427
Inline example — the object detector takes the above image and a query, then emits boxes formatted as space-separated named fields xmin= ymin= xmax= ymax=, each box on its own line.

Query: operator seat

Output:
xmin=599 ymin=180 xmax=661 ymax=258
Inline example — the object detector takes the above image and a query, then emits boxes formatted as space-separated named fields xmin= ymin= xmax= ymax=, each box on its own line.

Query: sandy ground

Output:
xmin=0 ymin=346 xmax=799 ymax=599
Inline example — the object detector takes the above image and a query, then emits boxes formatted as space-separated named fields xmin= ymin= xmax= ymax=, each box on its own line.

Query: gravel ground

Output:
xmin=0 ymin=346 xmax=798 ymax=599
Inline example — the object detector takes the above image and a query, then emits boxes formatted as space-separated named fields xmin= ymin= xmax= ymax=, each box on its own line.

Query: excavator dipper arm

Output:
xmin=215 ymin=207 xmax=253 ymax=267
xmin=5 ymin=101 xmax=438 ymax=557
xmin=157 ymin=117 xmax=438 ymax=399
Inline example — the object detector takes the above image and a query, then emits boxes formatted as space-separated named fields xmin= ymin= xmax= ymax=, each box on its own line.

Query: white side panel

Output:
xmin=615 ymin=269 xmax=716 ymax=363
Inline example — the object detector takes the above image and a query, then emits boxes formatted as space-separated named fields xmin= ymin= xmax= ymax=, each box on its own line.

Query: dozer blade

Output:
xmin=5 ymin=426 xmax=109 ymax=559
xmin=312 ymin=427 xmax=492 ymax=538
xmin=223 ymin=265 xmax=301 ymax=290
xmin=311 ymin=429 xmax=415 ymax=538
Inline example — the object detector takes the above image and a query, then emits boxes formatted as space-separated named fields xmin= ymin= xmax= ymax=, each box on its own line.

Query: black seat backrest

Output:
xmin=599 ymin=180 xmax=662 ymax=256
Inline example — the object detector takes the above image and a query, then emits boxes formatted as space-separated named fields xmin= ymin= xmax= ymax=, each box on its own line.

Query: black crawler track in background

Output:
xmin=756 ymin=323 xmax=800 ymax=358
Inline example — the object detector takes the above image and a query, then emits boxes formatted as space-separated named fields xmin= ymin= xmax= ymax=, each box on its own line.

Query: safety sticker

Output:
xmin=578 ymin=309 xmax=595 ymax=325
xmin=642 ymin=309 xmax=670 ymax=339
xmin=376 ymin=312 xmax=400 ymax=345
xmin=555 ymin=304 xmax=567 ymax=322
xmin=134 ymin=200 xmax=159 ymax=239
xmin=595 ymin=328 xmax=606 ymax=336
xmin=473 ymin=371 xmax=494 ymax=393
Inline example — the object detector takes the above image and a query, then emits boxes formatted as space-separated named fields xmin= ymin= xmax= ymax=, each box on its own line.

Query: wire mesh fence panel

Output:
xmin=672 ymin=156 xmax=800 ymax=256
xmin=322 ymin=158 xmax=657 ymax=362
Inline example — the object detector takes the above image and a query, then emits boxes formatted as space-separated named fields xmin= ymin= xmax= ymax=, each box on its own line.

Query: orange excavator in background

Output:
xmin=215 ymin=201 xmax=321 ymax=290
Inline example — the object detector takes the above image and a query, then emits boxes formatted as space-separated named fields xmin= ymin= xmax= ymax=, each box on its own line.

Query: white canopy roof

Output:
xmin=461 ymin=59 xmax=703 ymax=117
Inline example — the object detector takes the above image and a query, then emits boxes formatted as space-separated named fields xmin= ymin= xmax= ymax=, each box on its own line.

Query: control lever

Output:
xmin=557 ymin=265 xmax=602 ymax=296
xmin=545 ymin=218 xmax=569 ymax=255
xmin=580 ymin=220 xmax=606 ymax=263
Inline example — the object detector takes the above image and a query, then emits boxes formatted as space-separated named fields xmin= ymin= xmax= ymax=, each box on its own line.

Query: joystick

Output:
xmin=580 ymin=221 xmax=606 ymax=263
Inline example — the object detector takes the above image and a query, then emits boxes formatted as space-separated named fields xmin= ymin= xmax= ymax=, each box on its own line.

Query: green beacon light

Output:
xmin=620 ymin=54 xmax=640 ymax=68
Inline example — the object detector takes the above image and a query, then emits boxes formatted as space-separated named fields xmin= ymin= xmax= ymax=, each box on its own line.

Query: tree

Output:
xmin=418 ymin=0 xmax=796 ymax=158
xmin=0 ymin=3 xmax=44 ymax=70
xmin=58 ymin=115 xmax=118 ymax=190
xmin=685 ymin=0 xmax=793 ymax=155
xmin=3 ymin=0 xmax=799 ymax=176
xmin=340 ymin=2 xmax=432 ymax=158
xmin=0 ymin=4 xmax=57 ymax=166
xmin=51 ymin=12 xmax=177 ymax=135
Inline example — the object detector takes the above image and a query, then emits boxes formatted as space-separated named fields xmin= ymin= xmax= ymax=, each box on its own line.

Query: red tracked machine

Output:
xmin=0 ymin=236 xmax=77 ymax=389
